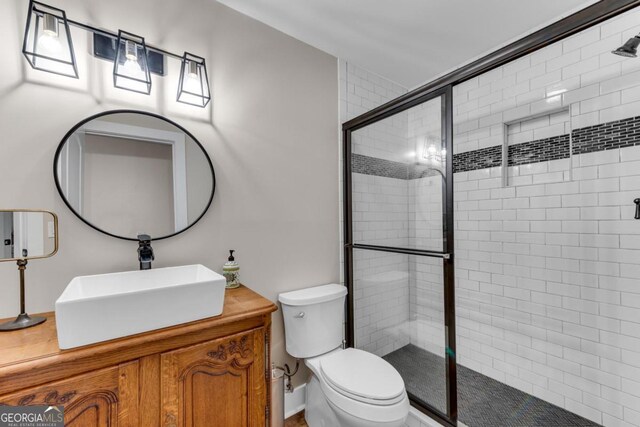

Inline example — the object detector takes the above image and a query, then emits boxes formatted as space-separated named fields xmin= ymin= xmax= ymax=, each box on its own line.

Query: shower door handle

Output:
xmin=350 ymin=244 xmax=452 ymax=259
xmin=635 ymin=198 xmax=640 ymax=219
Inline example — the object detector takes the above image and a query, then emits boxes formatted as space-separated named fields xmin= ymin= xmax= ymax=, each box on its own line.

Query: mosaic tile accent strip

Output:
xmin=572 ymin=115 xmax=640 ymax=155
xmin=352 ymin=115 xmax=640 ymax=178
xmin=352 ymin=154 xmax=442 ymax=180
xmin=408 ymin=164 xmax=443 ymax=179
xmin=353 ymin=136 xmax=569 ymax=177
xmin=452 ymin=135 xmax=570 ymax=173
xmin=453 ymin=145 xmax=502 ymax=173
xmin=351 ymin=153 xmax=409 ymax=180
xmin=508 ymin=134 xmax=570 ymax=167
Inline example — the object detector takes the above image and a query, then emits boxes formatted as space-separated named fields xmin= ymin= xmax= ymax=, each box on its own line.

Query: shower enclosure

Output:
xmin=343 ymin=4 xmax=640 ymax=427
xmin=343 ymin=86 xmax=458 ymax=424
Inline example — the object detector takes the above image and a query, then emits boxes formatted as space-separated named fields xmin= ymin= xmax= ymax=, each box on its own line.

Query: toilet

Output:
xmin=279 ymin=284 xmax=409 ymax=427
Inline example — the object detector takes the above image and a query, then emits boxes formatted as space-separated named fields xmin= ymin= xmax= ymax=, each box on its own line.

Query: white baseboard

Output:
xmin=406 ymin=407 xmax=471 ymax=427
xmin=406 ymin=407 xmax=445 ymax=427
xmin=284 ymin=384 xmax=306 ymax=419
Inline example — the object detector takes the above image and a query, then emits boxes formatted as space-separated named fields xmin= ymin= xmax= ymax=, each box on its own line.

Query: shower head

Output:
xmin=612 ymin=35 xmax=640 ymax=57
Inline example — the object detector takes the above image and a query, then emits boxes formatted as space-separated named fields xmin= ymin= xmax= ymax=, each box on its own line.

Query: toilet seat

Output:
xmin=304 ymin=348 xmax=410 ymax=427
xmin=319 ymin=348 xmax=406 ymax=405
xmin=305 ymin=356 xmax=410 ymax=426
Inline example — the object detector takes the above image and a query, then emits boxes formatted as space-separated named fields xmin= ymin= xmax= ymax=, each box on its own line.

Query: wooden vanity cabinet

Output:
xmin=0 ymin=364 xmax=134 ymax=427
xmin=161 ymin=329 xmax=267 ymax=427
xmin=0 ymin=286 xmax=276 ymax=427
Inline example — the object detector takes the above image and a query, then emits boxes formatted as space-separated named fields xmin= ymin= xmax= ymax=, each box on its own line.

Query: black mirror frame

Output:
xmin=53 ymin=109 xmax=216 ymax=241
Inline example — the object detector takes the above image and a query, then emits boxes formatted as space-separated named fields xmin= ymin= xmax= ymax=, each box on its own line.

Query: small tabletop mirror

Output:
xmin=0 ymin=210 xmax=58 ymax=331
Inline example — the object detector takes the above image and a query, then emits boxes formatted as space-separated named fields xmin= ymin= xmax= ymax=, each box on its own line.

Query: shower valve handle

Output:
xmin=635 ymin=198 xmax=640 ymax=220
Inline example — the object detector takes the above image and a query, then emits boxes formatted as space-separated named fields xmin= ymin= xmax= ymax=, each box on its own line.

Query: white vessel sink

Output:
xmin=55 ymin=264 xmax=226 ymax=349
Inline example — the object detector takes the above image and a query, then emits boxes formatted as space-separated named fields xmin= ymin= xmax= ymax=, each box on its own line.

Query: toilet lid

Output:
xmin=319 ymin=348 xmax=405 ymax=402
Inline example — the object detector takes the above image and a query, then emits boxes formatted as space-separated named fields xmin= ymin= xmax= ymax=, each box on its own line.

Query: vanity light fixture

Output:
xmin=21 ymin=0 xmax=211 ymax=107
xmin=177 ymin=53 xmax=211 ymax=107
xmin=422 ymin=141 xmax=447 ymax=164
xmin=22 ymin=0 xmax=78 ymax=78
xmin=113 ymin=31 xmax=152 ymax=94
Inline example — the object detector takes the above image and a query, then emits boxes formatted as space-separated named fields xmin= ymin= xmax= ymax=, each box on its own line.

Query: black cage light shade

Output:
xmin=113 ymin=30 xmax=152 ymax=94
xmin=22 ymin=0 xmax=78 ymax=78
xmin=177 ymin=52 xmax=211 ymax=107
xmin=21 ymin=1 xmax=211 ymax=107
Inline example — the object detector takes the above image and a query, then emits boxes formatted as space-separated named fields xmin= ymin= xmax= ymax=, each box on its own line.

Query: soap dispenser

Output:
xmin=223 ymin=250 xmax=240 ymax=289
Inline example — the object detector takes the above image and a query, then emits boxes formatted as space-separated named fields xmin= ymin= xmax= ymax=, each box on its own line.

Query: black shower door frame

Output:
xmin=341 ymin=3 xmax=640 ymax=425
xmin=343 ymin=85 xmax=458 ymax=426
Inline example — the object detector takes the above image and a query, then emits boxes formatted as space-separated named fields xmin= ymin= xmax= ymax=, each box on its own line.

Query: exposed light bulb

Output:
xmin=125 ymin=39 xmax=138 ymax=62
xmin=37 ymin=33 xmax=62 ymax=55
xmin=122 ymin=40 xmax=143 ymax=78
xmin=188 ymin=60 xmax=199 ymax=79
xmin=123 ymin=57 xmax=143 ymax=76
xmin=37 ymin=14 xmax=61 ymax=55
xmin=183 ymin=60 xmax=202 ymax=94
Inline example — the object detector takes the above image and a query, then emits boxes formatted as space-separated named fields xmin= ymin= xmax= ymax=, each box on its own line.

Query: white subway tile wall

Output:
xmin=351 ymin=96 xmax=447 ymax=358
xmin=342 ymin=6 xmax=640 ymax=427
xmin=408 ymin=98 xmax=447 ymax=358
xmin=353 ymin=249 xmax=411 ymax=355
xmin=340 ymin=62 xmax=413 ymax=356
xmin=454 ymin=149 xmax=640 ymax=426
xmin=450 ymin=6 xmax=640 ymax=426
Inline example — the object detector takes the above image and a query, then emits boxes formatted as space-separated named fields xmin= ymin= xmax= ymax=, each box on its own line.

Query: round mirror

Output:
xmin=54 ymin=110 xmax=215 ymax=241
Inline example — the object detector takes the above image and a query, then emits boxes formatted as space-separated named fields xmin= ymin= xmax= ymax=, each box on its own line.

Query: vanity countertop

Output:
xmin=0 ymin=285 xmax=277 ymax=395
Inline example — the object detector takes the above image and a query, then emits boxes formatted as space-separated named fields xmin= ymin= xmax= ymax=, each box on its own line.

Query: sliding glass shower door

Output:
xmin=344 ymin=86 xmax=457 ymax=424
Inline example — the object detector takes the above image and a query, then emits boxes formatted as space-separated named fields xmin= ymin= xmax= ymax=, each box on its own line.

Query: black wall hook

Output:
xmin=634 ymin=198 xmax=640 ymax=220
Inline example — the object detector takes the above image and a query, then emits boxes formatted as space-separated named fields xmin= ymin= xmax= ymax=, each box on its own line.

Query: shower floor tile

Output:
xmin=383 ymin=344 xmax=601 ymax=427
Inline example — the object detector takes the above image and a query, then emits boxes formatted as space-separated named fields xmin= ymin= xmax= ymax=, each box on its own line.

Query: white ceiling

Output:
xmin=216 ymin=0 xmax=599 ymax=88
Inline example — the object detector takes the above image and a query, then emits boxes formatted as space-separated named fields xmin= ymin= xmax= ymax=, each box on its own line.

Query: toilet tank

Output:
xmin=278 ymin=284 xmax=347 ymax=358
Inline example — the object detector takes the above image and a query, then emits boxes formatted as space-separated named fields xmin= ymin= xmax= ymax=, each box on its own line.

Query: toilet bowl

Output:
xmin=306 ymin=348 xmax=409 ymax=426
xmin=279 ymin=284 xmax=409 ymax=427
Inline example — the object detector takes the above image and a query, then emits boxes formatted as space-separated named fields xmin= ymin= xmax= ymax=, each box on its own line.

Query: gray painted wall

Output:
xmin=0 ymin=0 xmax=339 ymax=375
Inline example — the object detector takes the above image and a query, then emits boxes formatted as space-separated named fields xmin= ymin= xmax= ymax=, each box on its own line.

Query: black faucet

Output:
xmin=137 ymin=234 xmax=154 ymax=270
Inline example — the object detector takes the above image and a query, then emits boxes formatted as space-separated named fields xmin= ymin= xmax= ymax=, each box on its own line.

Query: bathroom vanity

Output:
xmin=0 ymin=285 xmax=276 ymax=426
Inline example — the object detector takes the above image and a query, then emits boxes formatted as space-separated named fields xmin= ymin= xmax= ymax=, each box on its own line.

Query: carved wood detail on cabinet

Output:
xmin=64 ymin=392 xmax=118 ymax=427
xmin=161 ymin=329 xmax=267 ymax=427
xmin=0 ymin=286 xmax=275 ymax=427
xmin=0 ymin=364 xmax=134 ymax=427
xmin=206 ymin=334 xmax=252 ymax=361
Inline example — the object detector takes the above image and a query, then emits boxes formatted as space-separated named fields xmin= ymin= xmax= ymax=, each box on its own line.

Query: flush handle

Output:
xmin=295 ymin=312 xmax=305 ymax=319
xmin=635 ymin=198 xmax=640 ymax=220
